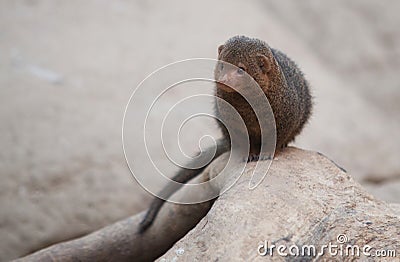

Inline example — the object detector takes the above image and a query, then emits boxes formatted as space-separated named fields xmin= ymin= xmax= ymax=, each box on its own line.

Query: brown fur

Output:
xmin=216 ymin=36 xmax=312 ymax=153
xmin=138 ymin=36 xmax=312 ymax=233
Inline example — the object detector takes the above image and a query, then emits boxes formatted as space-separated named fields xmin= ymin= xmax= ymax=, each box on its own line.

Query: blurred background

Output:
xmin=1 ymin=0 xmax=399 ymax=260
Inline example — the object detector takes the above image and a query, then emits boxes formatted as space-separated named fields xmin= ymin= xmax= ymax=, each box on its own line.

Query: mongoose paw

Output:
xmin=246 ymin=154 xmax=272 ymax=162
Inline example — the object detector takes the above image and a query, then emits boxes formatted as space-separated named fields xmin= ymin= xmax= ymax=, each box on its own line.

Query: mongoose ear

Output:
xmin=256 ymin=54 xmax=272 ymax=74
xmin=218 ymin=45 xmax=225 ymax=56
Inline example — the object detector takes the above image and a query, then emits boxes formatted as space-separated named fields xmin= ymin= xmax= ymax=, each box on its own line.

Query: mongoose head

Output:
xmin=215 ymin=35 xmax=280 ymax=94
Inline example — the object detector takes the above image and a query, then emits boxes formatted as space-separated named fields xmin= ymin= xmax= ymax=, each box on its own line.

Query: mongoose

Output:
xmin=138 ymin=35 xmax=312 ymax=233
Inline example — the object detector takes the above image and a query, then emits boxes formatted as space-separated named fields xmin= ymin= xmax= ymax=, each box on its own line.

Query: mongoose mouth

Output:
xmin=216 ymin=82 xmax=237 ymax=93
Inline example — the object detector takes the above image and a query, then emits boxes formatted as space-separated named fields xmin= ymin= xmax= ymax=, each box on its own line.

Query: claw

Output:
xmin=246 ymin=154 xmax=271 ymax=162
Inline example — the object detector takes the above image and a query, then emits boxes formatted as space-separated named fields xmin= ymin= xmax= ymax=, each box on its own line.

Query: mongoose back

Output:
xmin=138 ymin=35 xmax=312 ymax=233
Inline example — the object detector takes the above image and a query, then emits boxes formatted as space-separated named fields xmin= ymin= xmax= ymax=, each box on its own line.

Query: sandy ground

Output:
xmin=1 ymin=0 xmax=399 ymax=260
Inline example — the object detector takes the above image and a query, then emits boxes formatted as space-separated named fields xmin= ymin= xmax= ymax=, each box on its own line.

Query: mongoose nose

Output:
xmin=218 ymin=73 xmax=228 ymax=84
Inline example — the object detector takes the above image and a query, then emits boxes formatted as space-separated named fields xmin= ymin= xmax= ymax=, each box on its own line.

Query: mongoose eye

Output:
xmin=237 ymin=67 xmax=245 ymax=75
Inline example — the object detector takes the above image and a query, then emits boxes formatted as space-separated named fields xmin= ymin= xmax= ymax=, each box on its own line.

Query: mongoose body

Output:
xmin=138 ymin=36 xmax=312 ymax=233
xmin=215 ymin=36 xmax=312 ymax=155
